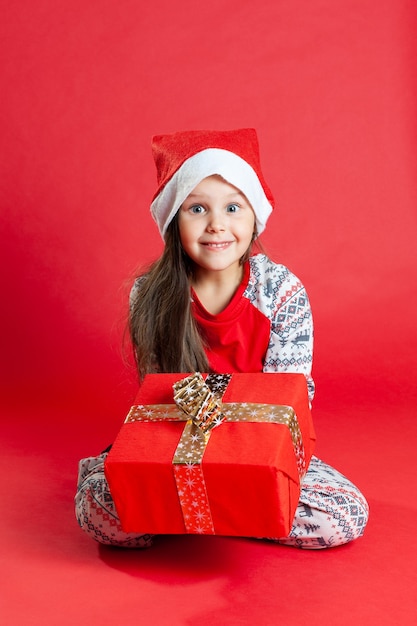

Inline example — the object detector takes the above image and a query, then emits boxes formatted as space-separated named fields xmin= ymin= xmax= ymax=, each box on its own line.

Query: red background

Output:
xmin=1 ymin=1 xmax=417 ymax=624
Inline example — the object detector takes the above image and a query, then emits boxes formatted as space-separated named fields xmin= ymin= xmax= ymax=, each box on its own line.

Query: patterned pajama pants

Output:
xmin=75 ymin=454 xmax=369 ymax=549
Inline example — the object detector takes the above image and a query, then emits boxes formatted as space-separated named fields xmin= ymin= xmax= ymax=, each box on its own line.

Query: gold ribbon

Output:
xmin=126 ymin=401 xmax=306 ymax=477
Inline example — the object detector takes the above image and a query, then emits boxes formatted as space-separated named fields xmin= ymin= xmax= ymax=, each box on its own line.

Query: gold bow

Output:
xmin=173 ymin=372 xmax=231 ymax=434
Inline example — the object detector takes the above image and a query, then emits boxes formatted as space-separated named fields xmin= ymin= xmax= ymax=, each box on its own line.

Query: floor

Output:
xmin=2 ymin=396 xmax=416 ymax=625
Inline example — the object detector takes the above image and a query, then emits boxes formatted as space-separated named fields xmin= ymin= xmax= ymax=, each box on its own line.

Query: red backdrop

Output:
xmin=2 ymin=3 xmax=417 ymax=624
xmin=1 ymin=0 xmax=417 ymax=423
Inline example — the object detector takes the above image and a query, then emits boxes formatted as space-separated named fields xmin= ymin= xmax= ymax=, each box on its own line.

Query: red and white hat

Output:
xmin=150 ymin=128 xmax=274 ymax=238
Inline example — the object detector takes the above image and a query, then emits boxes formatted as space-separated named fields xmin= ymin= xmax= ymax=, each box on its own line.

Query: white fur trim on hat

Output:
xmin=150 ymin=148 xmax=273 ymax=239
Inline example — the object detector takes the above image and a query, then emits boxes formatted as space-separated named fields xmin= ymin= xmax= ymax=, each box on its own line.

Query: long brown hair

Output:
xmin=129 ymin=213 xmax=259 ymax=380
xmin=129 ymin=215 xmax=209 ymax=378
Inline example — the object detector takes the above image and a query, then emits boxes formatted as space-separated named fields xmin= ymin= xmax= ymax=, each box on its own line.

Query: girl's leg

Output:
xmin=76 ymin=453 xmax=368 ymax=550
xmin=75 ymin=452 xmax=154 ymax=548
xmin=272 ymin=456 xmax=369 ymax=549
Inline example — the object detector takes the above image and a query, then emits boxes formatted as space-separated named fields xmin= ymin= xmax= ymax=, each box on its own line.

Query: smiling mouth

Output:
xmin=201 ymin=241 xmax=233 ymax=249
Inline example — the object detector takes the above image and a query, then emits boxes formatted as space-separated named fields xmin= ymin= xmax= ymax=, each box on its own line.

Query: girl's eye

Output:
xmin=189 ymin=204 xmax=205 ymax=214
xmin=226 ymin=203 xmax=241 ymax=213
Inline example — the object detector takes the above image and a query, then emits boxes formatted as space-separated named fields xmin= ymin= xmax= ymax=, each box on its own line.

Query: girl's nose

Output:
xmin=206 ymin=209 xmax=226 ymax=232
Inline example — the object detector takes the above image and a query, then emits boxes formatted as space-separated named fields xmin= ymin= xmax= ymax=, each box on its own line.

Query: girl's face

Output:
xmin=178 ymin=175 xmax=256 ymax=279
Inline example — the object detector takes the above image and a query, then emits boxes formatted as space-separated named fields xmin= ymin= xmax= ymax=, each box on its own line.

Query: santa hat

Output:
xmin=150 ymin=128 xmax=274 ymax=238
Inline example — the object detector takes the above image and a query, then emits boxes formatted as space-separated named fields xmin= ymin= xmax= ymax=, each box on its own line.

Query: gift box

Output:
xmin=104 ymin=372 xmax=315 ymax=538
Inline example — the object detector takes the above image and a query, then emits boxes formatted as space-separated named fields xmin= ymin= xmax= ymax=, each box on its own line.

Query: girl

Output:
xmin=75 ymin=128 xmax=369 ymax=549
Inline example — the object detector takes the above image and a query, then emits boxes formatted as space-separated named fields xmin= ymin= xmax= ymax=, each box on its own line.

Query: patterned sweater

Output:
xmin=192 ymin=254 xmax=315 ymax=402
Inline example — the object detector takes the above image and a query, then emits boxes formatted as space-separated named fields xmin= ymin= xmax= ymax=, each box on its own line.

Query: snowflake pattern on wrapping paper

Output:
xmin=173 ymin=422 xmax=215 ymax=534
xmin=205 ymin=373 xmax=233 ymax=398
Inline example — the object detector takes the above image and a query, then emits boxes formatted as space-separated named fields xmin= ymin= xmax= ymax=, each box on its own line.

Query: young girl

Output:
xmin=75 ymin=128 xmax=369 ymax=549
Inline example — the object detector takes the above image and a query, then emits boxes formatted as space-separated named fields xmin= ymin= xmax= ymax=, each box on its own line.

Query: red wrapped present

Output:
xmin=104 ymin=372 xmax=315 ymax=538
